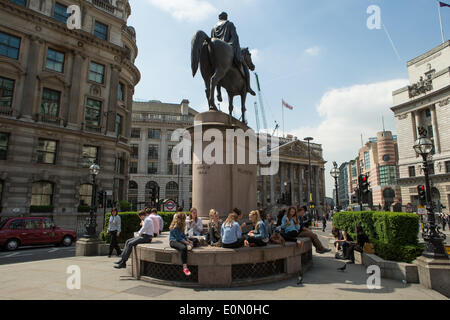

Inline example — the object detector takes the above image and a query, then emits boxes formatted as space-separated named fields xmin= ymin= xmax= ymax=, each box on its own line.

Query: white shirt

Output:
xmin=138 ymin=216 xmax=154 ymax=237
xmin=186 ymin=217 xmax=203 ymax=236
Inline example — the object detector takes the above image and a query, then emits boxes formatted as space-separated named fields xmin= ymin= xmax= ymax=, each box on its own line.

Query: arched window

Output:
xmin=79 ymin=184 xmax=93 ymax=207
xmin=31 ymin=181 xmax=54 ymax=206
xmin=166 ymin=181 xmax=178 ymax=203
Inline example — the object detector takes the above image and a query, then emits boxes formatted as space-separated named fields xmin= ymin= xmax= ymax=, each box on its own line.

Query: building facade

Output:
xmin=0 ymin=0 xmax=140 ymax=233
xmin=128 ymin=100 xmax=198 ymax=211
xmin=257 ymin=136 xmax=327 ymax=215
xmin=392 ymin=41 xmax=450 ymax=213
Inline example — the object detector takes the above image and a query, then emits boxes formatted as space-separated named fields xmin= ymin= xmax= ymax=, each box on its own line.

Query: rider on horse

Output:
xmin=211 ymin=12 xmax=256 ymax=98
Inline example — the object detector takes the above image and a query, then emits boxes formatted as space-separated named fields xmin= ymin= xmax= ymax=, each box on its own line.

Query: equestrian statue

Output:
xmin=191 ymin=12 xmax=256 ymax=124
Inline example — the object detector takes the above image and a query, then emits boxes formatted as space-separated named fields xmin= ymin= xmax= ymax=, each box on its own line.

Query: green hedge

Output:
xmin=333 ymin=211 xmax=422 ymax=263
xmin=100 ymin=211 xmax=180 ymax=243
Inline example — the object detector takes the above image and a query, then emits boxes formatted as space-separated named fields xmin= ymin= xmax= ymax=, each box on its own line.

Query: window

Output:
xmin=148 ymin=129 xmax=160 ymax=140
xmin=0 ymin=133 xmax=8 ymax=160
xmin=45 ymin=48 xmax=65 ymax=73
xmin=85 ymin=99 xmax=102 ymax=128
xmin=168 ymin=145 xmax=174 ymax=159
xmin=31 ymin=181 xmax=54 ymax=206
xmin=129 ymin=161 xmax=137 ymax=174
xmin=37 ymin=139 xmax=57 ymax=164
xmin=364 ymin=152 xmax=370 ymax=169
xmin=42 ymin=218 xmax=54 ymax=229
xmin=129 ymin=146 xmax=138 ymax=161
xmin=53 ymin=2 xmax=69 ymax=23
xmin=10 ymin=0 xmax=27 ymax=7
xmin=167 ymin=130 xmax=174 ymax=141
xmin=429 ymin=163 xmax=435 ymax=175
xmin=89 ymin=62 xmax=105 ymax=84
xmin=0 ymin=76 xmax=15 ymax=112
xmin=446 ymin=161 xmax=450 ymax=174
xmin=41 ymin=88 xmax=60 ymax=122
xmin=425 ymin=109 xmax=431 ymax=118
xmin=0 ymin=31 xmax=20 ymax=59
xmin=147 ymin=162 xmax=158 ymax=174
xmin=351 ymin=163 xmax=357 ymax=177
xmin=115 ymin=156 xmax=124 ymax=174
xmin=9 ymin=219 xmax=23 ymax=230
xmin=408 ymin=166 xmax=416 ymax=177
xmin=94 ymin=21 xmax=108 ymax=41
xmin=115 ymin=114 xmax=122 ymax=136
xmin=118 ymin=83 xmax=124 ymax=101
xmin=379 ymin=166 xmax=397 ymax=186
xmin=24 ymin=219 xmax=41 ymax=230
xmin=78 ymin=184 xmax=93 ymax=207
xmin=82 ymin=146 xmax=98 ymax=167
xmin=168 ymin=162 xmax=178 ymax=175
xmin=148 ymin=145 xmax=158 ymax=160
xmin=131 ymin=128 xmax=140 ymax=139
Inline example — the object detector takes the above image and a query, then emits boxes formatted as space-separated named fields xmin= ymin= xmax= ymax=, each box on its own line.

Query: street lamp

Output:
xmin=330 ymin=161 xmax=340 ymax=212
xmin=85 ymin=163 xmax=100 ymax=238
xmin=413 ymin=128 xmax=447 ymax=259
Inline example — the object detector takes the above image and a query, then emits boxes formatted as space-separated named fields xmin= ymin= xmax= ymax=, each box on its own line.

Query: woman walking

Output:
xmin=107 ymin=208 xmax=122 ymax=258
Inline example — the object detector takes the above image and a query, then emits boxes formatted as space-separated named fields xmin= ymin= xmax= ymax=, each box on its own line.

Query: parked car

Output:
xmin=0 ymin=217 xmax=77 ymax=251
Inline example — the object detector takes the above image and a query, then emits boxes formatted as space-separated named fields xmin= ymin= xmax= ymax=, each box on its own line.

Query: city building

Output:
xmin=357 ymin=131 xmax=402 ymax=211
xmin=391 ymin=41 xmax=450 ymax=212
xmin=257 ymin=135 xmax=327 ymax=215
xmin=337 ymin=162 xmax=349 ymax=209
xmin=0 ymin=0 xmax=140 ymax=234
xmin=128 ymin=100 xmax=198 ymax=211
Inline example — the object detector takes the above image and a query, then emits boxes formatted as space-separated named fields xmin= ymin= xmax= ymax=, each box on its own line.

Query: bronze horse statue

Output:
xmin=191 ymin=30 xmax=255 ymax=124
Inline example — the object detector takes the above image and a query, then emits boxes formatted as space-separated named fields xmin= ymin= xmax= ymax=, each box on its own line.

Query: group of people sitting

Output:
xmin=169 ymin=206 xmax=331 ymax=276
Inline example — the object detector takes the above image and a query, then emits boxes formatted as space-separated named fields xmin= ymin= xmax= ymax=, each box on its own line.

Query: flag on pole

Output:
xmin=440 ymin=1 xmax=450 ymax=8
xmin=282 ymin=99 xmax=294 ymax=110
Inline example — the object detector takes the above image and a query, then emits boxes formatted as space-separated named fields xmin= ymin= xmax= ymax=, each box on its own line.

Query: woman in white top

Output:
xmin=186 ymin=208 xmax=203 ymax=236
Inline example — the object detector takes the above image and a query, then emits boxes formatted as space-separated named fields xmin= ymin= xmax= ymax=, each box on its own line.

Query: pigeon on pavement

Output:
xmin=337 ymin=263 xmax=347 ymax=272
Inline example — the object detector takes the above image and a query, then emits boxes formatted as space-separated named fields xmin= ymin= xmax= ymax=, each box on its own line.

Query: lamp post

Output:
xmin=330 ymin=161 xmax=340 ymax=212
xmin=413 ymin=128 xmax=447 ymax=259
xmin=85 ymin=163 xmax=100 ymax=238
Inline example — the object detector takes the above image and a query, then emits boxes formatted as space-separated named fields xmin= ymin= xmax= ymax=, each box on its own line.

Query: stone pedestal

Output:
xmin=189 ymin=111 xmax=257 ymax=220
xmin=414 ymin=255 xmax=450 ymax=298
xmin=75 ymin=238 xmax=103 ymax=257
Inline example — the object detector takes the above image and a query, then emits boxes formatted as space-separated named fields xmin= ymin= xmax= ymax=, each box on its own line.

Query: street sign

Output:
xmin=105 ymin=190 xmax=113 ymax=196
xmin=164 ymin=200 xmax=176 ymax=212
xmin=417 ymin=208 xmax=426 ymax=215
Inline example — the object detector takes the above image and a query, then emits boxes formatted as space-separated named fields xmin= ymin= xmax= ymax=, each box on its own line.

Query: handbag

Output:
xmin=363 ymin=242 xmax=375 ymax=254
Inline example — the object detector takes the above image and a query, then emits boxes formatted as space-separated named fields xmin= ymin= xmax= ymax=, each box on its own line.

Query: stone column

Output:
xmin=279 ymin=163 xmax=284 ymax=195
xmin=314 ymin=166 xmax=320 ymax=205
xmin=20 ymin=36 xmax=41 ymax=119
xmin=290 ymin=163 xmax=295 ymax=205
xmin=411 ymin=111 xmax=418 ymax=142
xmin=298 ymin=165 xmax=303 ymax=205
xmin=67 ymin=51 xmax=84 ymax=127
xmin=125 ymin=85 xmax=134 ymax=138
xmin=160 ymin=129 xmax=168 ymax=175
xmin=106 ymin=65 xmax=120 ymax=135
xmin=414 ymin=112 xmax=421 ymax=137
xmin=431 ymin=105 xmax=441 ymax=154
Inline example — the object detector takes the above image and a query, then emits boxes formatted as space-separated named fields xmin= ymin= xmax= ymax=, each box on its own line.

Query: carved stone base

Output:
xmin=414 ymin=255 xmax=450 ymax=298
xmin=75 ymin=238 xmax=103 ymax=257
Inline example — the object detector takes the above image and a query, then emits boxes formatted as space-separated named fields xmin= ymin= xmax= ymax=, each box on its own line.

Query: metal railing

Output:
xmin=90 ymin=0 xmax=115 ymax=13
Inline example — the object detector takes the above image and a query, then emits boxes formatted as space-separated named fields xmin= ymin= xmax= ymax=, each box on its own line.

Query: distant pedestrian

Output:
xmin=322 ymin=215 xmax=327 ymax=232
xmin=107 ymin=208 xmax=122 ymax=258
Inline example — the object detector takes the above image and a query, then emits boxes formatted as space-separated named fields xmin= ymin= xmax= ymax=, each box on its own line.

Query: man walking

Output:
xmin=114 ymin=210 xmax=154 ymax=269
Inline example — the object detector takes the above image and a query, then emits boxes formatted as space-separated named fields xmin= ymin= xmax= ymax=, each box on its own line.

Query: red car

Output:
xmin=0 ymin=217 xmax=77 ymax=251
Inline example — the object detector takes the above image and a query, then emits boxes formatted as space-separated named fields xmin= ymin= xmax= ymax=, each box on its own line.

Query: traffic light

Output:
xmin=351 ymin=190 xmax=360 ymax=204
xmin=359 ymin=174 xmax=370 ymax=203
xmin=417 ymin=185 xmax=426 ymax=206
xmin=97 ymin=191 xmax=104 ymax=208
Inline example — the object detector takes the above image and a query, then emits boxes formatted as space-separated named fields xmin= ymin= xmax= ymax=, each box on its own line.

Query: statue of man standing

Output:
xmin=211 ymin=12 xmax=256 ymax=96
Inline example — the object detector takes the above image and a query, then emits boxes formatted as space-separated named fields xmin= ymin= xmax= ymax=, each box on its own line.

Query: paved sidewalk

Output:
xmin=0 ymin=251 xmax=447 ymax=300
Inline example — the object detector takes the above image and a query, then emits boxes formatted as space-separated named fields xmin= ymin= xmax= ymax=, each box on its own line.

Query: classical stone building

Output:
xmin=257 ymin=135 xmax=327 ymax=215
xmin=128 ymin=100 xmax=198 ymax=211
xmin=0 ymin=0 xmax=140 ymax=233
xmin=391 ymin=41 xmax=450 ymax=213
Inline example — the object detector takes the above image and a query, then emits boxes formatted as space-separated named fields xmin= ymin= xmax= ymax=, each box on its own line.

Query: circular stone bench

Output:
xmin=128 ymin=232 xmax=313 ymax=288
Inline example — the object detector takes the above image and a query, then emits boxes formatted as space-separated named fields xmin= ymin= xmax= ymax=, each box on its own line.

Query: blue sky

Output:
xmin=128 ymin=0 xmax=450 ymax=196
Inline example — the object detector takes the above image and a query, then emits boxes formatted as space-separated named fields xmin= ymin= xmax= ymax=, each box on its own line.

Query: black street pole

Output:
xmin=421 ymin=154 xmax=447 ymax=259
xmin=334 ymin=177 xmax=340 ymax=211
xmin=85 ymin=174 xmax=97 ymax=238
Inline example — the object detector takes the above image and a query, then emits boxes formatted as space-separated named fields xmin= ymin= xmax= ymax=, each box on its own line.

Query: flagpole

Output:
xmin=439 ymin=1 xmax=445 ymax=44
xmin=282 ymin=100 xmax=285 ymax=138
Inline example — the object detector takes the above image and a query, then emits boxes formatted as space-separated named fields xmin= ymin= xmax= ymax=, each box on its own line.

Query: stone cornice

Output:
xmin=391 ymin=84 xmax=450 ymax=113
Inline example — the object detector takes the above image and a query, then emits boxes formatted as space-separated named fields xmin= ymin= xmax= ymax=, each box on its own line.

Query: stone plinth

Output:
xmin=414 ymin=256 xmax=450 ymax=298
xmin=189 ymin=111 xmax=257 ymax=220
xmin=75 ymin=238 xmax=103 ymax=257
xmin=129 ymin=232 xmax=313 ymax=288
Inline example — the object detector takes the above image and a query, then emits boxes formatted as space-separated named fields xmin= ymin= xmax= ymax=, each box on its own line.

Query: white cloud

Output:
xmin=304 ymin=46 xmax=321 ymax=56
xmin=250 ymin=49 xmax=260 ymax=63
xmin=289 ymin=79 xmax=409 ymax=197
xmin=147 ymin=0 xmax=216 ymax=23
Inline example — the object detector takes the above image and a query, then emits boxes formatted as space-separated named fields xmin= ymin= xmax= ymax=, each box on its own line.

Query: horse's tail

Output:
xmin=191 ymin=30 xmax=211 ymax=77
